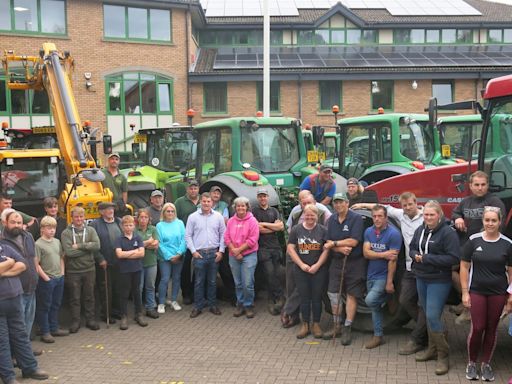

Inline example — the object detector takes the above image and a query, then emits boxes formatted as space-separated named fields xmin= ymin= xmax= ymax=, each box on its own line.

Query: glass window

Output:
xmin=298 ymin=30 xmax=314 ymax=45
xmin=125 ymin=80 xmax=140 ymax=114
xmin=0 ymin=1 xmax=12 ymax=30
xmin=249 ymin=30 xmax=262 ymax=45
xmin=14 ymin=0 xmax=37 ymax=31
xmin=442 ymin=29 xmax=456 ymax=43
xmin=140 ymin=79 xmax=156 ymax=113
xmin=108 ymin=82 xmax=122 ymax=112
xmin=204 ymin=83 xmax=227 ymax=114
xmin=399 ymin=118 xmax=434 ymax=162
xmin=457 ymin=29 xmax=472 ymax=43
xmin=150 ymin=9 xmax=170 ymax=41
xmin=346 ymin=29 xmax=361 ymax=44
xmin=432 ymin=80 xmax=453 ymax=105
xmin=257 ymin=82 xmax=280 ymax=112
xmin=331 ymin=30 xmax=345 ymax=44
xmin=371 ymin=80 xmax=393 ymax=110
xmin=426 ymin=30 xmax=440 ymax=43
xmin=504 ymin=29 xmax=512 ymax=43
xmin=158 ymin=83 xmax=171 ymax=112
xmin=30 ymin=90 xmax=49 ymax=114
xmin=104 ymin=5 xmax=125 ymax=38
xmin=270 ymin=30 xmax=282 ymax=45
xmin=319 ymin=81 xmax=341 ymax=112
xmin=41 ymin=0 xmax=65 ymax=34
xmin=217 ymin=31 xmax=232 ymax=45
xmin=11 ymin=90 xmax=28 ymax=114
xmin=128 ymin=7 xmax=148 ymax=39
xmin=410 ymin=29 xmax=425 ymax=44
xmin=488 ymin=29 xmax=502 ymax=43
xmin=395 ymin=30 xmax=411 ymax=43
xmin=362 ymin=30 xmax=377 ymax=43
xmin=315 ymin=30 xmax=329 ymax=44
xmin=200 ymin=31 xmax=216 ymax=45
xmin=0 ymin=80 xmax=6 ymax=112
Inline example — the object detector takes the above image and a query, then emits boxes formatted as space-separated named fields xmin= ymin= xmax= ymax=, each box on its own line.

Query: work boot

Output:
xmin=69 ymin=322 xmax=80 ymax=334
xmin=311 ymin=322 xmax=323 ymax=339
xmin=399 ymin=339 xmax=424 ymax=355
xmin=365 ymin=336 xmax=384 ymax=349
xmin=119 ymin=316 xmax=128 ymax=330
xmin=323 ymin=324 xmax=342 ymax=340
xmin=340 ymin=324 xmax=352 ymax=346
xmin=267 ymin=300 xmax=280 ymax=315
xmin=233 ymin=305 xmax=245 ymax=317
xmin=22 ymin=369 xmax=49 ymax=380
xmin=51 ymin=328 xmax=69 ymax=337
xmin=40 ymin=334 xmax=55 ymax=344
xmin=296 ymin=322 xmax=310 ymax=339
xmin=245 ymin=306 xmax=255 ymax=319
xmin=415 ymin=330 xmax=436 ymax=362
xmin=455 ymin=308 xmax=471 ymax=325
xmin=134 ymin=313 xmax=148 ymax=327
xmin=146 ymin=309 xmax=159 ymax=319
xmin=431 ymin=331 xmax=450 ymax=375
xmin=85 ymin=320 xmax=100 ymax=331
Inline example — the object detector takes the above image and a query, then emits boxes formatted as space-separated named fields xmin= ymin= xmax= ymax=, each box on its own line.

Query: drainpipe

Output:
xmin=298 ymin=73 xmax=303 ymax=120
xmin=186 ymin=2 xmax=191 ymax=113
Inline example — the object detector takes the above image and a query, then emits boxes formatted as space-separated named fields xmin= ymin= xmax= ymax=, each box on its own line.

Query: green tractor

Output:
xmin=122 ymin=125 xmax=196 ymax=208
xmin=165 ymin=117 xmax=347 ymax=215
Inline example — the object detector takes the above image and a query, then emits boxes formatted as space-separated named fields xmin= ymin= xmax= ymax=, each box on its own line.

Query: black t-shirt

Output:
xmin=114 ymin=234 xmax=144 ymax=274
xmin=252 ymin=205 xmax=282 ymax=249
xmin=288 ymin=224 xmax=328 ymax=266
xmin=462 ymin=233 xmax=512 ymax=295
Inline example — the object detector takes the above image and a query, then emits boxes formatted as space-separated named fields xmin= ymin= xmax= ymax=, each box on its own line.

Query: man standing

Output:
xmin=210 ymin=186 xmax=229 ymax=222
xmin=90 ymin=202 xmax=123 ymax=324
xmin=323 ymin=192 xmax=364 ymax=345
xmin=362 ymin=205 xmax=402 ymax=349
xmin=299 ymin=165 xmax=336 ymax=206
xmin=175 ymin=180 xmax=200 ymax=304
xmin=353 ymin=192 xmax=426 ymax=355
xmin=148 ymin=190 xmax=164 ymax=225
xmin=185 ymin=193 xmax=225 ymax=318
xmin=252 ymin=188 xmax=285 ymax=315
xmin=101 ymin=153 xmax=128 ymax=214
xmin=61 ymin=207 xmax=101 ymax=333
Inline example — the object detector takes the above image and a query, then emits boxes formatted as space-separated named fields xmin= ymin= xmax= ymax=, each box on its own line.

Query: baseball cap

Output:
xmin=319 ymin=164 xmax=333 ymax=173
xmin=188 ymin=179 xmax=199 ymax=187
xmin=347 ymin=177 xmax=359 ymax=186
xmin=256 ymin=188 xmax=268 ymax=196
xmin=332 ymin=192 xmax=348 ymax=202
xmin=150 ymin=190 xmax=164 ymax=198
xmin=107 ymin=152 xmax=120 ymax=159
xmin=210 ymin=185 xmax=222 ymax=193
xmin=98 ymin=202 xmax=116 ymax=210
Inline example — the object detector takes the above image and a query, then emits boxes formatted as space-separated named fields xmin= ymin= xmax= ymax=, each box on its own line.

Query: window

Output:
xmin=394 ymin=30 xmax=411 ymax=44
xmin=0 ymin=0 xmax=66 ymax=34
xmin=319 ymin=81 xmax=341 ymax=112
xmin=198 ymin=30 xmax=282 ymax=46
xmin=0 ymin=77 xmax=51 ymax=116
xmin=441 ymin=29 xmax=456 ymax=43
xmin=106 ymin=73 xmax=173 ymax=115
xmin=371 ymin=80 xmax=393 ymax=111
xmin=456 ymin=29 xmax=472 ymax=43
xmin=488 ymin=29 xmax=512 ymax=43
xmin=426 ymin=30 xmax=440 ymax=43
xmin=432 ymin=80 xmax=453 ymax=105
xmin=103 ymin=4 xmax=171 ymax=42
xmin=394 ymin=29 xmax=472 ymax=44
xmin=204 ymin=82 xmax=227 ymax=114
xmin=257 ymin=82 xmax=280 ymax=112
xmin=0 ymin=80 xmax=6 ymax=113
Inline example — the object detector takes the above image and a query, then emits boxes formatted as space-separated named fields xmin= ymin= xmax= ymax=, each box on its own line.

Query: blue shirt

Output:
xmin=300 ymin=175 xmax=336 ymax=202
xmin=326 ymin=209 xmax=364 ymax=258
xmin=0 ymin=240 xmax=25 ymax=300
xmin=185 ymin=209 xmax=226 ymax=253
xmin=114 ymin=234 xmax=144 ymax=274
xmin=156 ymin=220 xmax=187 ymax=261
xmin=364 ymin=224 xmax=402 ymax=280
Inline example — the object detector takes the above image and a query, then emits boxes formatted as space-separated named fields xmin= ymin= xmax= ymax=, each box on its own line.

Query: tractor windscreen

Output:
xmin=146 ymin=131 xmax=195 ymax=171
xmin=399 ymin=118 xmax=435 ymax=163
xmin=486 ymin=99 xmax=512 ymax=160
xmin=438 ymin=121 xmax=482 ymax=160
xmin=241 ymin=125 xmax=300 ymax=172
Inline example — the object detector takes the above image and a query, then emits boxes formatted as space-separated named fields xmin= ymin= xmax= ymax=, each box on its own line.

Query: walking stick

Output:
xmin=333 ymin=252 xmax=349 ymax=345
xmin=104 ymin=267 xmax=110 ymax=329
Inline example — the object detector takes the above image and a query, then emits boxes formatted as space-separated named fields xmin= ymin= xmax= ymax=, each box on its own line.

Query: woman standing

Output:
xmin=460 ymin=206 xmax=512 ymax=381
xmin=136 ymin=209 xmax=160 ymax=319
xmin=287 ymin=204 xmax=330 ymax=339
xmin=410 ymin=200 xmax=460 ymax=375
xmin=156 ymin=203 xmax=186 ymax=314
xmin=225 ymin=197 xmax=260 ymax=319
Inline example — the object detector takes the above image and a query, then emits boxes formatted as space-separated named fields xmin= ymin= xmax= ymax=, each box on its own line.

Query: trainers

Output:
xmin=40 ymin=334 xmax=55 ymax=344
xmin=481 ymin=363 xmax=494 ymax=382
xmin=465 ymin=362 xmax=479 ymax=380
xmin=170 ymin=301 xmax=182 ymax=311
xmin=340 ymin=325 xmax=352 ymax=346
xmin=157 ymin=304 xmax=166 ymax=314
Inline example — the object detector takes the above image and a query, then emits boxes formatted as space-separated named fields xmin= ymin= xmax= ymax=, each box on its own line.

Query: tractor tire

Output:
xmin=128 ymin=191 xmax=152 ymax=211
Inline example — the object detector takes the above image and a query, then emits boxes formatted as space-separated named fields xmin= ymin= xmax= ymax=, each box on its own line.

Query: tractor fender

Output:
xmin=201 ymin=175 xmax=280 ymax=208
xmin=364 ymin=164 xmax=412 ymax=176
xmin=331 ymin=172 xmax=348 ymax=194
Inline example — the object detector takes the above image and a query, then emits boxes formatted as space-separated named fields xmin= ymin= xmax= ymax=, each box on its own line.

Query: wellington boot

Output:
xmin=311 ymin=322 xmax=323 ymax=339
xmin=296 ymin=322 xmax=310 ymax=339
xmin=322 ymin=324 xmax=342 ymax=340
xmin=432 ymin=332 xmax=449 ymax=375
xmin=415 ymin=329 xmax=436 ymax=362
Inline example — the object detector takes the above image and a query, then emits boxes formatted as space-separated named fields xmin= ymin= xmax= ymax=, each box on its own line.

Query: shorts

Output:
xmin=327 ymin=255 xmax=366 ymax=299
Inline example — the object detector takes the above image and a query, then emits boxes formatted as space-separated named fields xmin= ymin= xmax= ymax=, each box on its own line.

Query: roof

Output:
xmin=339 ymin=113 xmax=429 ymax=125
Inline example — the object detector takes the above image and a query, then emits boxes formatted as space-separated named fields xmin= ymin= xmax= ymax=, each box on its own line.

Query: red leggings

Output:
xmin=467 ymin=292 xmax=507 ymax=363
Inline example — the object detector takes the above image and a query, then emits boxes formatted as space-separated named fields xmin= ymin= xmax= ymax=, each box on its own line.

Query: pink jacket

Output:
xmin=224 ymin=212 xmax=260 ymax=257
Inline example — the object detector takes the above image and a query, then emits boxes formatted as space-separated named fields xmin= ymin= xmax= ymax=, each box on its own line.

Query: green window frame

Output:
xmin=203 ymin=82 xmax=227 ymax=114
xmin=105 ymin=73 xmax=173 ymax=115
xmin=198 ymin=30 xmax=283 ymax=47
xmin=432 ymin=80 xmax=454 ymax=105
xmin=0 ymin=0 xmax=66 ymax=35
xmin=488 ymin=29 xmax=512 ymax=43
xmin=256 ymin=81 xmax=280 ymax=113
xmin=394 ymin=29 xmax=473 ymax=44
xmin=103 ymin=4 xmax=171 ymax=43
xmin=0 ymin=77 xmax=51 ymax=116
xmin=371 ymin=80 xmax=393 ymax=111
xmin=319 ymin=81 xmax=342 ymax=112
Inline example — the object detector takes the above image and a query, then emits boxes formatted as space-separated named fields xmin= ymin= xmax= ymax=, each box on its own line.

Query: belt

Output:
xmin=197 ymin=247 xmax=218 ymax=253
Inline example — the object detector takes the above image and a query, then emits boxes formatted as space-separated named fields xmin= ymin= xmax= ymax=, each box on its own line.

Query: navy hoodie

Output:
xmin=410 ymin=219 xmax=460 ymax=282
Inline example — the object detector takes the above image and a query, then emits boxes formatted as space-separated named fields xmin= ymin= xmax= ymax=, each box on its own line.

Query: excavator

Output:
xmin=2 ymin=43 xmax=112 ymax=222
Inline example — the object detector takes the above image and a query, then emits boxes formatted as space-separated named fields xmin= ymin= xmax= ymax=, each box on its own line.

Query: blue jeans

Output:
xmin=140 ymin=265 xmax=157 ymax=310
xmin=0 ymin=295 xmax=38 ymax=382
xmin=229 ymin=252 xmax=258 ymax=308
xmin=35 ymin=276 xmax=64 ymax=335
xmin=416 ymin=278 xmax=452 ymax=332
xmin=365 ymin=279 xmax=387 ymax=337
xmin=193 ymin=250 xmax=219 ymax=310
xmin=21 ymin=292 xmax=36 ymax=338
xmin=158 ymin=260 xmax=183 ymax=305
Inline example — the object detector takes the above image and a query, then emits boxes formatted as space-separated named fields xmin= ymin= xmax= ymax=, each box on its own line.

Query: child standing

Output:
xmin=35 ymin=216 xmax=68 ymax=343
xmin=115 ymin=215 xmax=147 ymax=330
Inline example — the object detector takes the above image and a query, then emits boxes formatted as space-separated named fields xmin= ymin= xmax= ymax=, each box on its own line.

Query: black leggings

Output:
xmin=293 ymin=265 xmax=328 ymax=322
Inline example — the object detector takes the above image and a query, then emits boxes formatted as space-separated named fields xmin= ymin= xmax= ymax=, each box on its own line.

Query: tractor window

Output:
xmin=197 ymin=130 xmax=217 ymax=176
xmin=218 ymin=129 xmax=232 ymax=173
xmin=324 ymin=135 xmax=337 ymax=159
xmin=163 ymin=131 xmax=195 ymax=171
xmin=439 ymin=121 xmax=481 ymax=160
xmin=241 ymin=124 xmax=300 ymax=172
xmin=399 ymin=119 xmax=434 ymax=162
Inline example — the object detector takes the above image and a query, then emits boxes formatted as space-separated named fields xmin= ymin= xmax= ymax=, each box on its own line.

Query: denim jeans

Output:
xmin=35 ymin=276 xmax=65 ymax=335
xmin=399 ymin=270 xmax=427 ymax=345
xmin=365 ymin=278 xmax=387 ymax=337
xmin=0 ymin=295 xmax=38 ymax=383
xmin=416 ymin=278 xmax=452 ymax=332
xmin=229 ymin=252 xmax=258 ymax=308
xmin=158 ymin=260 xmax=183 ymax=305
xmin=21 ymin=292 xmax=36 ymax=338
xmin=193 ymin=250 xmax=219 ymax=310
xmin=140 ymin=265 xmax=157 ymax=310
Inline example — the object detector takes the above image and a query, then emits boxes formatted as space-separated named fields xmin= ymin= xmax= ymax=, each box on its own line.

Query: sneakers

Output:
xmin=157 ymin=304 xmax=166 ymax=314
xmin=481 ymin=363 xmax=494 ymax=382
xmin=170 ymin=301 xmax=182 ymax=311
xmin=365 ymin=335 xmax=384 ymax=349
xmin=340 ymin=325 xmax=352 ymax=346
xmin=465 ymin=362 xmax=479 ymax=380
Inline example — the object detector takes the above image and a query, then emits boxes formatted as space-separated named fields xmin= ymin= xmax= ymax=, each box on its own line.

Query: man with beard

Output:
xmin=148 ymin=190 xmax=165 ymax=226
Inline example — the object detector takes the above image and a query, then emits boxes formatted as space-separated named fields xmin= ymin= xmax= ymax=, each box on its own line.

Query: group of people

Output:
xmin=1 ymin=161 xmax=511 ymax=383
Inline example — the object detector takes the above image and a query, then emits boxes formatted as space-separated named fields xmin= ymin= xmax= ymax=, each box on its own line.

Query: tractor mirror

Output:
xmin=102 ymin=135 xmax=112 ymax=154
xmin=312 ymin=126 xmax=325 ymax=146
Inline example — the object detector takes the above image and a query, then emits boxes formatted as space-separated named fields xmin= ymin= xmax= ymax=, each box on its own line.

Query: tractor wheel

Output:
xmin=128 ymin=191 xmax=152 ymax=211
